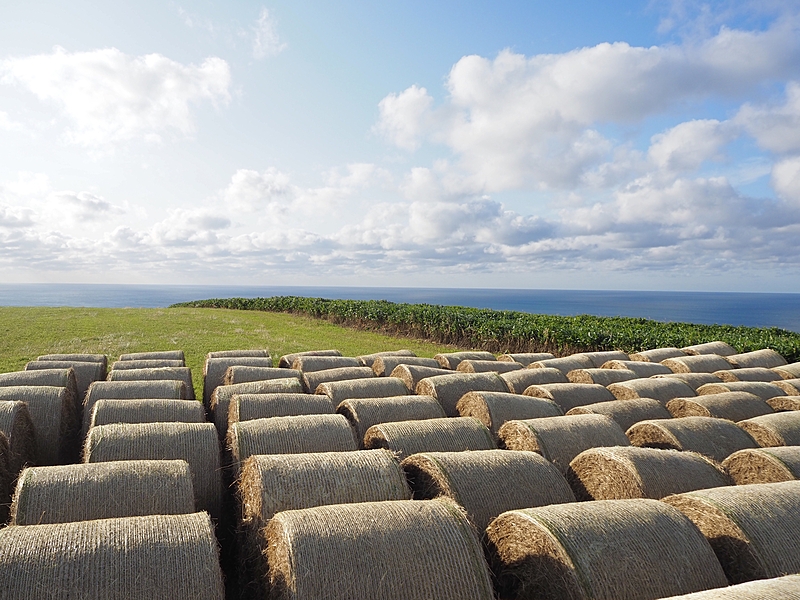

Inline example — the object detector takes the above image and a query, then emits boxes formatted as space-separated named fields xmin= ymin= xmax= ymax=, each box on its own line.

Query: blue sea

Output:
xmin=1 ymin=283 xmax=799 ymax=333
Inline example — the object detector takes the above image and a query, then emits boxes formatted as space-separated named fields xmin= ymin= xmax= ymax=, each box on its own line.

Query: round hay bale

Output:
xmin=291 ymin=355 xmax=361 ymax=373
xmin=456 ymin=359 xmax=522 ymax=374
xmin=25 ymin=360 xmax=102 ymax=403
xmin=766 ymin=395 xmax=800 ymax=411
xmin=773 ymin=378 xmax=800 ymax=395
xmin=566 ymin=397 xmax=672 ymax=431
xmin=207 ymin=349 xmax=269 ymax=359
xmin=401 ymin=449 xmax=574 ymax=530
xmin=0 ymin=512 xmax=224 ymax=599
xmin=498 ymin=414 xmax=629 ymax=473
xmin=530 ymin=355 xmax=594 ymax=374
xmin=119 ymin=350 xmax=185 ymax=362
xmin=83 ymin=380 xmax=186 ymax=436
xmin=654 ymin=575 xmax=800 ymax=600
xmin=107 ymin=367 xmax=195 ymax=400
xmin=456 ymin=391 xmax=562 ymax=441
xmin=111 ymin=359 xmax=185 ymax=370
xmin=415 ymin=372 xmax=508 ymax=417
xmin=203 ymin=356 xmax=274 ymax=409
xmin=667 ymin=392 xmax=773 ymax=421
xmin=497 ymin=352 xmax=554 ymax=366
xmin=224 ymin=365 xmax=302 ymax=385
xmin=682 ymin=341 xmax=737 ymax=356
xmin=0 ymin=386 xmax=78 ymax=466
xmin=11 ymin=459 xmax=194 ymax=525
xmin=371 ymin=356 xmax=438 ymax=377
xmin=37 ymin=353 xmax=107 ymax=374
xmin=737 ymin=411 xmax=800 ymax=446
xmin=664 ymin=354 xmax=734 ymax=373
xmin=725 ymin=349 xmax=787 ymax=369
xmin=89 ymin=399 xmax=205 ymax=427
xmin=501 ymin=367 xmax=567 ymax=393
xmin=0 ymin=433 xmax=9 ymax=523
xmin=523 ymin=382 xmax=615 ymax=412
xmin=663 ymin=481 xmax=800 ymax=584
xmin=567 ymin=446 xmax=731 ymax=501
xmin=0 ymin=402 xmax=37 ymax=474
xmin=364 ymin=417 xmax=495 ymax=460
xmin=230 ymin=393 xmax=335 ymax=424
xmin=265 ymin=498 xmax=493 ymax=600
xmin=566 ymin=367 xmax=637 ymax=385
xmin=629 ymin=347 xmax=686 ymax=362
xmin=577 ymin=350 xmax=629 ymax=368
xmin=608 ymin=378 xmax=697 ymax=405
xmin=389 ymin=364 xmax=452 ymax=392
xmin=772 ymin=361 xmax=800 ymax=380
xmin=723 ymin=447 xmax=800 ymax=484
xmin=357 ymin=350 xmax=416 ymax=368
xmin=714 ymin=367 xmax=783 ymax=382
xmin=302 ymin=366 xmax=375 ymax=394
xmin=228 ymin=414 xmax=357 ymax=467
xmin=627 ymin=416 xmax=758 ymax=462
xmin=655 ymin=371 xmax=724 ymax=391
xmin=487 ymin=499 xmax=728 ymax=600
xmin=278 ymin=349 xmax=342 ymax=369
xmin=84 ymin=422 xmax=221 ymax=518
xmin=0 ymin=369 xmax=80 ymax=416
xmin=337 ymin=396 xmax=445 ymax=448
xmin=316 ymin=377 xmax=410 ymax=405
xmin=602 ymin=359 xmax=673 ymax=377
xmin=434 ymin=351 xmax=496 ymax=370
xmin=211 ymin=378 xmax=303 ymax=438
xmin=697 ymin=381 xmax=786 ymax=401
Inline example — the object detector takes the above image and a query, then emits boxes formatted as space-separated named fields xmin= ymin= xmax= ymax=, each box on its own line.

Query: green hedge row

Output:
xmin=171 ymin=296 xmax=800 ymax=362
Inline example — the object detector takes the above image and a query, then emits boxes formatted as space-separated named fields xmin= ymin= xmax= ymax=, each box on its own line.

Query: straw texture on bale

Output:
xmin=228 ymin=414 xmax=357 ymax=466
xmin=737 ymin=411 xmax=800 ymax=447
xmin=203 ymin=356 xmax=274 ymax=408
xmin=567 ymin=367 xmax=638 ymax=385
xmin=666 ymin=392 xmax=773 ymax=421
xmin=697 ymin=381 xmax=786 ymax=402
xmin=773 ymin=378 xmax=800 ymax=395
xmin=364 ymin=417 xmax=495 ymax=460
xmin=602 ymin=359 xmax=673 ymax=377
xmin=608 ymin=378 xmax=697 ymax=405
xmin=38 ymin=352 xmax=107 ymax=367
xmin=85 ymin=422 xmax=221 ymax=518
xmin=389 ymin=364 xmax=452 ymax=392
xmin=0 ymin=432 xmax=9 ymax=524
xmin=664 ymin=354 xmax=734 ymax=373
xmin=0 ymin=369 xmax=79 ymax=414
xmin=577 ymin=350 xmax=630 ymax=368
xmin=25 ymin=360 xmax=102 ymax=402
xmin=566 ymin=398 xmax=672 ymax=432
xmin=337 ymin=395 xmax=445 ymax=448
xmin=654 ymin=575 xmax=800 ymax=600
xmin=456 ymin=359 xmax=523 ymax=373
xmin=119 ymin=350 xmax=185 ymax=362
xmin=11 ymin=459 xmax=195 ymax=524
xmin=223 ymin=365 xmax=302 ymax=386
xmin=230 ymin=393 xmax=334 ymax=425
xmin=530 ymin=355 xmax=594 ymax=374
xmin=663 ymin=481 xmax=800 ymax=584
xmin=497 ymin=352 xmax=554 ymax=366
xmin=523 ymin=382 xmax=615 ymax=412
xmin=723 ymin=446 xmax=800 ymax=484
xmin=211 ymin=378 xmax=303 ymax=437
xmin=627 ymin=416 xmax=758 ymax=462
xmin=415 ymin=372 xmax=508 ymax=417
xmin=107 ymin=366 xmax=195 ymax=400
xmin=772 ymin=362 xmax=800 ymax=380
xmin=485 ymin=499 xmax=728 ymax=600
xmin=206 ymin=349 xmax=269 ymax=359
xmin=766 ymin=395 xmax=800 ymax=411
xmin=498 ymin=414 xmax=629 ymax=473
xmin=371 ymin=356 xmax=438 ymax=377
xmin=715 ymin=367 xmax=783 ymax=382
xmin=0 ymin=401 xmax=37 ymax=474
xmin=302 ymin=366 xmax=374 ymax=393
xmin=316 ymin=377 xmax=410 ymax=405
xmin=456 ymin=391 xmax=563 ymax=441
xmin=291 ymin=355 xmax=360 ymax=373
xmin=567 ymin=446 xmax=730 ymax=501
xmin=83 ymin=379 xmax=186 ymax=435
xmin=682 ymin=341 xmax=737 ymax=356
xmin=264 ymin=498 xmax=494 ymax=600
xmin=278 ymin=349 xmax=341 ymax=369
xmin=502 ymin=367 xmax=568 ymax=393
xmin=434 ymin=351 xmax=496 ymax=370
xmin=629 ymin=347 xmax=686 ymax=362
xmin=111 ymin=359 xmax=185 ymax=370
xmin=0 ymin=512 xmax=224 ymax=600
xmin=89 ymin=399 xmax=206 ymax=427
xmin=726 ymin=349 xmax=787 ymax=369
xmin=0 ymin=386 xmax=78 ymax=466
xmin=655 ymin=372 xmax=724 ymax=391
xmin=401 ymin=449 xmax=575 ymax=530
xmin=357 ymin=350 xmax=415 ymax=367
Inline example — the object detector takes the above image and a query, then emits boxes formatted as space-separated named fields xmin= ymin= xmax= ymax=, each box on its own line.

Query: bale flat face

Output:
xmin=389 ymin=364 xmax=453 ymax=392
xmin=681 ymin=341 xmax=737 ymax=356
xmin=203 ymin=357 xmax=274 ymax=407
xmin=26 ymin=360 xmax=103 ymax=401
xmin=666 ymin=392 xmax=774 ymax=422
xmin=577 ymin=351 xmax=629 ymax=368
xmin=567 ymin=368 xmax=637 ymax=385
xmin=566 ymin=398 xmax=672 ymax=432
xmin=457 ymin=359 xmax=523 ymax=374
xmin=723 ymin=447 xmax=800 ymax=484
xmin=111 ymin=359 xmax=185 ymax=370
xmin=415 ymin=372 xmax=508 ymax=417
xmin=356 ymin=349 xmax=416 ymax=368
xmin=107 ymin=367 xmax=195 ymax=400
xmin=773 ymin=379 xmax=800 ymax=395
xmin=664 ymin=355 xmax=734 ymax=374
xmin=278 ymin=350 xmax=341 ymax=369
xmin=655 ymin=372 xmax=724 ymax=391
xmin=316 ymin=377 xmax=410 ymax=404
xmin=371 ymin=356 xmax=438 ymax=377
xmin=265 ymin=499 xmax=494 ymax=600
xmin=530 ymin=355 xmax=594 ymax=374
xmin=456 ymin=391 xmax=563 ymax=440
xmin=302 ymin=366 xmax=375 ymax=394
xmin=83 ymin=380 xmax=186 ymax=436
xmin=337 ymin=396 xmax=445 ymax=448
xmin=90 ymin=399 xmax=205 ymax=427
xmin=363 ymin=417 xmax=495 ymax=460
xmin=211 ymin=378 xmax=303 ymax=437
xmin=0 ymin=512 xmax=224 ymax=600
xmin=0 ymin=401 xmax=37 ymax=475
xmin=434 ymin=351 xmax=496 ymax=370
xmin=224 ymin=366 xmax=301 ymax=386
xmin=725 ymin=349 xmax=787 ymax=369
xmin=652 ymin=575 xmax=800 ymax=600
xmin=697 ymin=381 xmax=786 ymax=402
xmin=11 ymin=459 xmax=195 ymax=525
xmin=119 ymin=350 xmax=185 ymax=362
xmin=486 ymin=499 xmax=728 ymax=600
xmin=401 ymin=449 xmax=574 ymax=531
xmin=502 ymin=368 xmax=568 ymax=393
xmin=629 ymin=347 xmax=686 ymax=362
xmin=772 ymin=362 xmax=800 ymax=380
xmin=291 ymin=356 xmax=361 ymax=373
xmin=523 ymin=383 xmax=615 ymax=412
xmin=608 ymin=378 xmax=696 ymax=405
xmin=663 ymin=481 xmax=800 ymax=584
xmin=602 ymin=360 xmax=673 ymax=377
xmin=767 ymin=395 xmax=800 ymax=411
xmin=567 ymin=446 xmax=731 ymax=501
xmin=497 ymin=353 xmax=554 ymax=366
xmin=206 ymin=349 xmax=269 ymax=359
xmin=714 ymin=367 xmax=783 ymax=382
xmin=231 ymin=393 xmax=335 ymax=424
xmin=738 ymin=411 xmax=800 ymax=447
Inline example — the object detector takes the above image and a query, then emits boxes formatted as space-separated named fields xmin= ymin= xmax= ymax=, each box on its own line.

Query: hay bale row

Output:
xmin=316 ymin=377 xmax=409 ymax=404
xmin=25 ymin=360 xmax=102 ymax=403
xmin=207 ymin=349 xmax=269 ymax=360
xmin=0 ymin=369 xmax=80 ymax=414
xmin=0 ymin=402 xmax=37 ymax=474
xmin=773 ymin=379 xmax=800 ymax=396
xmin=567 ymin=367 xmax=637 ymax=385
xmin=83 ymin=380 xmax=187 ymax=436
xmin=224 ymin=366 xmax=302 ymax=386
xmin=203 ymin=356 xmax=273 ymax=408
xmin=497 ymin=352 xmax=554 ymax=366
xmin=530 ymin=355 xmax=594 ymax=374
xmin=738 ymin=411 xmax=800 ymax=447
xmin=107 ymin=366 xmax=195 ymax=400
xmin=211 ymin=378 xmax=302 ymax=438
xmin=655 ymin=372 xmax=724 ymax=391
xmin=608 ymin=377 xmax=696 ymax=404
xmin=566 ymin=397 xmax=672 ymax=431
xmin=456 ymin=359 xmax=522 ymax=374
xmin=629 ymin=347 xmax=686 ymax=362
xmin=523 ymin=382 xmax=615 ymax=412
xmin=667 ymin=392 xmax=774 ymax=421
xmin=37 ymin=353 xmax=108 ymax=377
xmin=434 ymin=351 xmax=495 ymax=369
xmin=278 ymin=349 xmax=341 ymax=369
xmin=371 ymin=356 xmax=439 ymax=377
xmin=357 ymin=350 xmax=416 ymax=368
xmin=577 ymin=350 xmax=629 ymax=367
xmin=698 ymin=381 xmax=786 ymax=401
xmin=120 ymin=350 xmax=185 ymax=362
xmin=773 ymin=361 xmax=800 ymax=380
xmin=337 ymin=396 xmax=445 ymax=447
xmin=456 ymin=391 xmax=563 ymax=440
xmin=89 ymin=399 xmax=205 ymax=428
xmin=390 ymin=364 xmax=452 ymax=391
xmin=416 ymin=372 xmax=508 ymax=417
xmin=602 ymin=359 xmax=672 ymax=377
xmin=725 ymin=349 xmax=787 ymax=369
xmin=682 ymin=341 xmax=737 ymax=356
xmin=501 ymin=367 xmax=567 ymax=393
xmin=230 ymin=393 xmax=335 ymax=425
xmin=291 ymin=355 xmax=360 ymax=373
xmin=302 ymin=366 xmax=374 ymax=393
xmin=715 ymin=367 xmax=783 ymax=382
xmin=111 ymin=359 xmax=185 ymax=370
xmin=364 ymin=417 xmax=495 ymax=460
xmin=663 ymin=354 xmax=734 ymax=373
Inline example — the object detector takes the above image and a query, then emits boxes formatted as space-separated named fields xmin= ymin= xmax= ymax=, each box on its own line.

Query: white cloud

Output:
xmin=0 ymin=110 xmax=22 ymax=132
xmin=222 ymin=168 xmax=296 ymax=213
xmin=374 ymin=85 xmax=433 ymax=151
xmin=251 ymin=8 xmax=287 ymax=59
xmin=772 ymin=156 xmax=800 ymax=202
xmin=736 ymin=81 xmax=800 ymax=154
xmin=648 ymin=119 xmax=735 ymax=172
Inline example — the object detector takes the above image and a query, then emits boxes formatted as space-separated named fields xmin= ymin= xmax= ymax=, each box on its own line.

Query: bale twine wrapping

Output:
xmin=25 ymin=360 xmax=102 ymax=403
xmin=767 ymin=395 xmax=800 ymax=411
xmin=11 ymin=459 xmax=195 ymax=525
xmin=337 ymin=396 xmax=445 ymax=448
xmin=567 ymin=446 xmax=731 ymax=501
xmin=357 ymin=350 xmax=416 ymax=367
xmin=663 ymin=481 xmax=800 ymax=584
xmin=627 ymin=416 xmax=758 ymax=462
xmin=228 ymin=414 xmax=357 ymax=467
xmin=302 ymin=366 xmax=375 ymax=393
xmin=456 ymin=391 xmax=563 ymax=441
xmin=715 ymin=367 xmax=783 ymax=382
xmin=530 ymin=355 xmax=594 ymax=374
xmin=682 ymin=341 xmax=738 ymax=356
xmin=0 ymin=401 xmax=37 ymax=475
xmin=107 ymin=366 xmax=195 ymax=400
xmin=84 ymin=422 xmax=221 ymax=518
xmin=371 ymin=356 xmax=439 ymax=377
xmin=501 ymin=367 xmax=568 ymax=393
xmin=498 ymin=414 xmax=629 ymax=473
xmin=0 ymin=369 xmax=80 ymax=415
xmin=111 ymin=359 xmax=185 ymax=370
xmin=723 ymin=447 xmax=800 ymax=484
xmin=83 ymin=379 xmax=186 ymax=435
xmin=697 ymin=381 xmax=786 ymax=401
xmin=567 ymin=367 xmax=638 ymax=385
xmin=664 ymin=354 xmax=734 ymax=373
xmin=629 ymin=347 xmax=686 ymax=362
xmin=523 ymin=382 xmax=615 ymax=412
xmin=37 ymin=353 xmax=107 ymax=375
xmin=265 ymin=498 xmax=493 ymax=600
xmin=401 ymin=449 xmax=575 ymax=530
xmin=206 ymin=349 xmax=269 ymax=359
xmin=89 ymin=399 xmax=206 ymax=427
xmin=655 ymin=372 xmax=724 ymax=391
xmin=773 ymin=362 xmax=800 ymax=380
xmin=456 ymin=359 xmax=523 ymax=374
xmin=0 ymin=512 xmax=224 ymax=599
xmin=497 ymin=352 xmax=554 ymax=366
xmin=726 ymin=349 xmax=787 ymax=369
xmin=364 ymin=417 xmax=495 ymax=460
xmin=0 ymin=432 xmax=9 ymax=524
xmin=485 ymin=499 xmax=728 ymax=600
xmin=291 ymin=355 xmax=361 ymax=373
xmin=566 ymin=398 xmax=672 ymax=432
xmin=389 ymin=364 xmax=453 ymax=392
xmin=737 ymin=411 xmax=800 ymax=447
xmin=602 ymin=359 xmax=673 ymax=377
xmin=773 ymin=378 xmax=800 ymax=395
xmin=0 ymin=386 xmax=77 ymax=466
xmin=224 ymin=365 xmax=302 ymax=385
xmin=434 ymin=351 xmax=496 ymax=370
xmin=211 ymin=378 xmax=303 ymax=438
xmin=278 ymin=349 xmax=341 ymax=369
xmin=654 ymin=575 xmax=800 ymax=600
xmin=119 ymin=350 xmax=185 ymax=362
xmin=577 ymin=350 xmax=630 ymax=368
xmin=316 ymin=377 xmax=410 ymax=405
xmin=415 ymin=372 xmax=509 ymax=417
xmin=203 ymin=356 xmax=274 ymax=408
xmin=666 ymin=392 xmax=774 ymax=421
xmin=229 ymin=393 xmax=335 ymax=424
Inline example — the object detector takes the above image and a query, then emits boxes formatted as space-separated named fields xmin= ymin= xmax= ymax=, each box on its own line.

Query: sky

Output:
xmin=2 ymin=1 xmax=800 ymax=292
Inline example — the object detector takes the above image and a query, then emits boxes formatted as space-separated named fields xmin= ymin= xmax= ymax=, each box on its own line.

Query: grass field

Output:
xmin=0 ymin=307 xmax=459 ymax=398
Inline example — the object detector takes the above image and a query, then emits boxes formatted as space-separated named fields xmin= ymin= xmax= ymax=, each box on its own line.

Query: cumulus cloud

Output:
xmin=374 ymin=85 xmax=434 ymax=151
xmin=648 ymin=119 xmax=736 ymax=172
xmin=772 ymin=156 xmax=800 ymax=203
xmin=736 ymin=81 xmax=800 ymax=153
xmin=251 ymin=8 xmax=287 ymax=59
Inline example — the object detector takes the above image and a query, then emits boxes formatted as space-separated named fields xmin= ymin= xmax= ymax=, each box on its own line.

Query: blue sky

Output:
xmin=1 ymin=1 xmax=800 ymax=291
